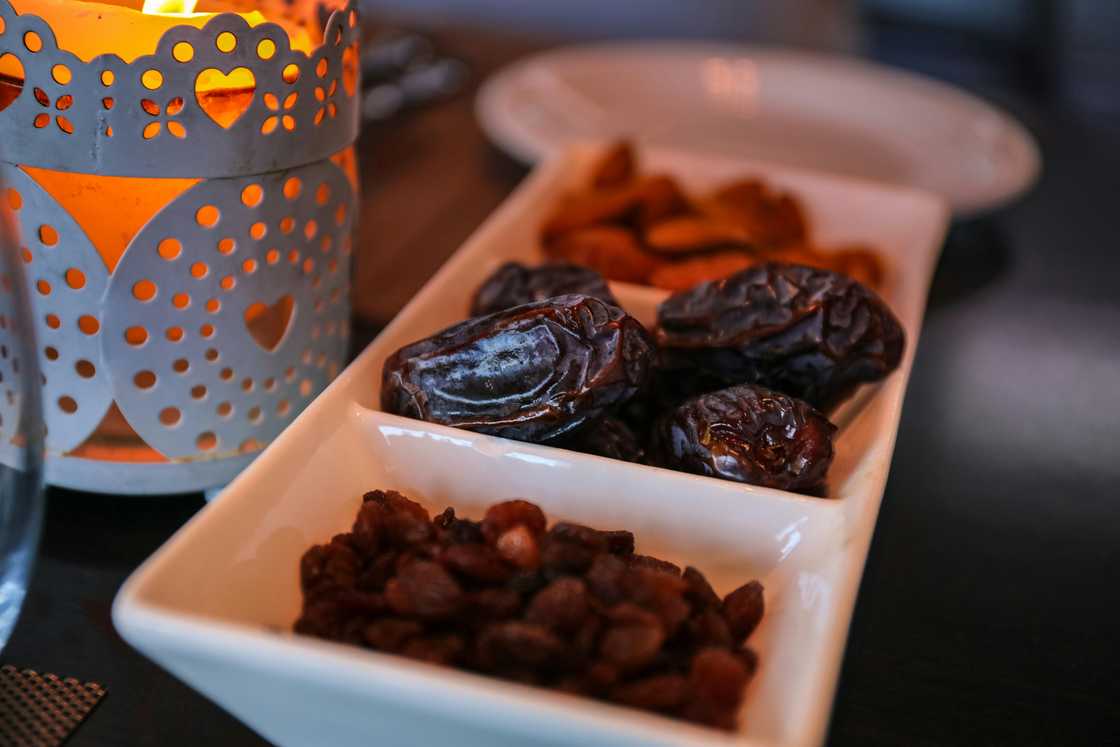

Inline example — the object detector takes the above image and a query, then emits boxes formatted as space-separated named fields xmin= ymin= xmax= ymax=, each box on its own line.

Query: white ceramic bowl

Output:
xmin=113 ymin=146 xmax=949 ymax=747
xmin=476 ymin=41 xmax=1040 ymax=216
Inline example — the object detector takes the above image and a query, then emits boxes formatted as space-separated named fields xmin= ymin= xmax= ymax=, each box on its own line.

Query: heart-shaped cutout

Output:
xmin=244 ymin=294 xmax=294 ymax=352
xmin=0 ymin=54 xmax=25 ymax=112
xmin=196 ymin=67 xmax=256 ymax=128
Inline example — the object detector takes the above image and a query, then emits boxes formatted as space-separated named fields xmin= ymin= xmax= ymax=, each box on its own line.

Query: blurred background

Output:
xmin=362 ymin=0 xmax=1118 ymax=122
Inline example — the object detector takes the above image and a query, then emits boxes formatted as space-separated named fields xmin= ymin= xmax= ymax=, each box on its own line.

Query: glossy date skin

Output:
xmin=470 ymin=262 xmax=619 ymax=317
xmin=382 ymin=295 xmax=655 ymax=442
xmin=549 ymin=416 xmax=646 ymax=463
xmin=649 ymin=384 xmax=836 ymax=493
xmin=656 ymin=263 xmax=905 ymax=412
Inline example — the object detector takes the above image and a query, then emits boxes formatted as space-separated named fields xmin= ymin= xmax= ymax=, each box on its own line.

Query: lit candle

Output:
xmin=1 ymin=0 xmax=325 ymax=270
xmin=5 ymin=0 xmax=314 ymax=62
xmin=0 ymin=0 xmax=359 ymax=482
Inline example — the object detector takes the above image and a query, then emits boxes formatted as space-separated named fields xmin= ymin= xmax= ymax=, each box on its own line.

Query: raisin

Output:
xmin=585 ymin=554 xmax=628 ymax=605
xmin=470 ymin=262 xmax=618 ymax=317
xmin=440 ymin=543 xmax=512 ymax=584
xmin=572 ymin=615 xmax=603 ymax=658
xmin=682 ymin=649 xmax=749 ymax=730
xmin=294 ymin=599 xmax=342 ymax=638
xmin=385 ymin=560 xmax=464 ymax=620
xmin=507 ymin=569 xmax=548 ymax=596
xmin=686 ymin=609 xmax=734 ymax=649
xmin=496 ymin=525 xmax=541 ymax=569
xmin=466 ymin=588 xmax=523 ymax=622
xmin=682 ymin=566 xmax=721 ymax=610
xmin=400 ymin=634 xmax=466 ymax=666
xmin=722 ymin=580 xmax=765 ymax=640
xmin=540 ymin=522 xmax=633 ymax=574
xmin=649 ymin=384 xmax=835 ymax=493
xmin=481 ymin=500 xmax=547 ymax=543
xmin=610 ymin=674 xmax=689 ymax=711
xmin=656 ymin=262 xmax=905 ymax=411
xmin=476 ymin=622 xmax=567 ymax=672
xmin=736 ymin=646 xmax=760 ymax=678
xmin=539 ymin=535 xmax=597 ymax=575
xmin=316 ymin=538 xmax=360 ymax=591
xmin=351 ymin=501 xmax=382 ymax=554
xmin=525 ymin=578 xmax=590 ymax=633
xmin=628 ymin=554 xmax=681 ymax=577
xmin=381 ymin=295 xmax=656 ymax=442
xmin=551 ymin=522 xmax=612 ymax=552
xmin=299 ymin=544 xmax=331 ymax=596
xmin=626 ymin=568 xmax=690 ymax=637
xmin=679 ymin=700 xmax=739 ymax=732
xmin=600 ymin=604 xmax=666 ymax=673
xmin=363 ymin=618 xmax=423 ymax=652
xmin=432 ymin=507 xmax=456 ymax=529
xmin=584 ymin=662 xmax=620 ymax=693
xmin=688 ymin=648 xmax=748 ymax=705
xmin=362 ymin=490 xmax=433 ymax=547
xmin=330 ymin=589 xmax=387 ymax=617
xmin=433 ymin=507 xmax=487 ymax=545
xmin=356 ymin=550 xmax=398 ymax=592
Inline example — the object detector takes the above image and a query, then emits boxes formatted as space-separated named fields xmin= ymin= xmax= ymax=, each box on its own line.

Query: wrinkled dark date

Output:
xmin=549 ymin=416 xmax=645 ymax=464
xmin=649 ymin=384 xmax=836 ymax=493
xmin=382 ymin=295 xmax=656 ymax=442
xmin=470 ymin=262 xmax=619 ymax=317
xmin=656 ymin=263 xmax=905 ymax=411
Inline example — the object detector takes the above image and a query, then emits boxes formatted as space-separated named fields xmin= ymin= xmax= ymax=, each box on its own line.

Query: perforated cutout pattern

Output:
xmin=0 ymin=0 xmax=360 ymax=178
xmin=103 ymin=159 xmax=352 ymax=459
xmin=0 ymin=163 xmax=112 ymax=452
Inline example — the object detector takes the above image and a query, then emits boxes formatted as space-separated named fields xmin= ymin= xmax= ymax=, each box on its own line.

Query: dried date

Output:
xmin=648 ymin=384 xmax=836 ymax=493
xmin=656 ymin=262 xmax=905 ymax=411
xmin=382 ymin=295 xmax=656 ymax=442
xmin=470 ymin=262 xmax=619 ymax=317
xmin=548 ymin=416 xmax=646 ymax=464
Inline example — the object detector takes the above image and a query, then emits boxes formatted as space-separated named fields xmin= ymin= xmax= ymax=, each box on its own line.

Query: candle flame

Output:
xmin=142 ymin=0 xmax=199 ymax=15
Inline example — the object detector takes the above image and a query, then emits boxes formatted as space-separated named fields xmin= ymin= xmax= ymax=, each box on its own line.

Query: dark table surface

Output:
xmin=3 ymin=19 xmax=1120 ymax=747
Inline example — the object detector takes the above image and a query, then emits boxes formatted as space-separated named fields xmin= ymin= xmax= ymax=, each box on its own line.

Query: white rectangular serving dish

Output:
xmin=113 ymin=146 xmax=948 ymax=747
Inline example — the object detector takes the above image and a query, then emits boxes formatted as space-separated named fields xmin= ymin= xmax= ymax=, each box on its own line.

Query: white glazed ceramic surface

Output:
xmin=476 ymin=41 xmax=1039 ymax=216
xmin=113 ymin=146 xmax=949 ymax=747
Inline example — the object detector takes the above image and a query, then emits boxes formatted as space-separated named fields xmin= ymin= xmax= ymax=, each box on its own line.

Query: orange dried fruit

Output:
xmin=644 ymin=215 xmax=753 ymax=254
xmin=632 ymin=174 xmax=690 ymax=227
xmin=826 ymin=244 xmax=886 ymax=289
xmin=541 ymin=186 xmax=644 ymax=239
xmin=701 ymin=179 xmax=809 ymax=248
xmin=544 ymin=225 xmax=662 ymax=284
xmin=588 ymin=140 xmax=636 ymax=189
xmin=648 ymin=250 xmax=758 ymax=291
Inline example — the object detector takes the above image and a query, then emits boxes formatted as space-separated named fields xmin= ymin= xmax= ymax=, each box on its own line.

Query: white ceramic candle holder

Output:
xmin=0 ymin=0 xmax=360 ymax=494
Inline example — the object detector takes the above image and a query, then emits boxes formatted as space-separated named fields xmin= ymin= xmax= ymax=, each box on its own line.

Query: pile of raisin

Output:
xmin=295 ymin=491 xmax=764 ymax=731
